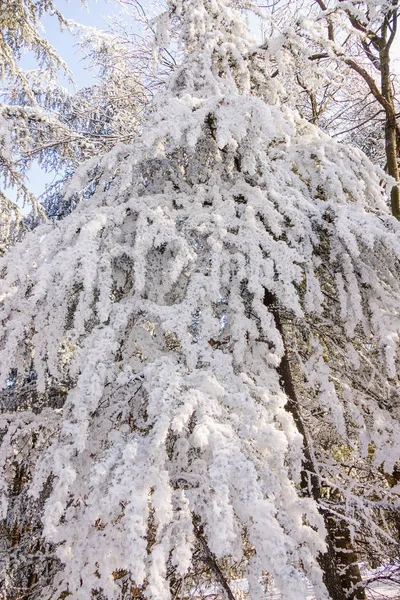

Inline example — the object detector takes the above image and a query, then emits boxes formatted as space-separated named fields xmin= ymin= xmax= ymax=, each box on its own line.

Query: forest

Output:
xmin=0 ymin=1 xmax=400 ymax=600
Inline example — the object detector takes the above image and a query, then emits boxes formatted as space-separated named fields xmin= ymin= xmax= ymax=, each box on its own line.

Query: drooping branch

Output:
xmin=193 ymin=522 xmax=236 ymax=600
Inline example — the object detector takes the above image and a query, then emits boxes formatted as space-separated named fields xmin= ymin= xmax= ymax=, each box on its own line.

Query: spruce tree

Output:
xmin=0 ymin=1 xmax=399 ymax=599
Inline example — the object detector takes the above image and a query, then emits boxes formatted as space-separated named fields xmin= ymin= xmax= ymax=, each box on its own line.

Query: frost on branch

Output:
xmin=0 ymin=0 xmax=400 ymax=599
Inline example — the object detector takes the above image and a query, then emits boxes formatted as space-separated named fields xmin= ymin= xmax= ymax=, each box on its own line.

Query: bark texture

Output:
xmin=263 ymin=289 xmax=366 ymax=600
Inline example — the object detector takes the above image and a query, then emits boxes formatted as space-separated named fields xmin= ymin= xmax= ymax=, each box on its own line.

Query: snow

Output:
xmin=0 ymin=0 xmax=399 ymax=599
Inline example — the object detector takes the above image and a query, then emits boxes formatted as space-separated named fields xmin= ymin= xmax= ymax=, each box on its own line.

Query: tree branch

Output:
xmin=387 ymin=6 xmax=398 ymax=50
xmin=361 ymin=39 xmax=381 ymax=70
xmin=193 ymin=522 xmax=236 ymax=600
xmin=342 ymin=58 xmax=390 ymax=111
xmin=314 ymin=0 xmax=335 ymax=41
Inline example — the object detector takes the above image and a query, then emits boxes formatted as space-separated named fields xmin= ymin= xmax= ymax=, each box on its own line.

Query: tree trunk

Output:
xmin=324 ymin=513 xmax=367 ymax=600
xmin=381 ymin=44 xmax=400 ymax=219
xmin=263 ymin=290 xmax=366 ymax=600
xmin=385 ymin=117 xmax=400 ymax=219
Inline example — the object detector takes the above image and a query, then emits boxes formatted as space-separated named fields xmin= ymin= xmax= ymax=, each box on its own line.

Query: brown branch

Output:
xmin=361 ymin=39 xmax=381 ymax=70
xmin=314 ymin=0 xmax=335 ymax=41
xmin=342 ymin=58 xmax=390 ymax=111
xmin=387 ymin=6 xmax=398 ymax=50
xmin=331 ymin=109 xmax=385 ymax=137
xmin=309 ymin=52 xmax=330 ymax=60
xmin=193 ymin=522 xmax=236 ymax=600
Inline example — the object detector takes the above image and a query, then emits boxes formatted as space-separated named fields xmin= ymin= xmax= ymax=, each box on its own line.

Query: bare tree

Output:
xmin=260 ymin=0 xmax=400 ymax=219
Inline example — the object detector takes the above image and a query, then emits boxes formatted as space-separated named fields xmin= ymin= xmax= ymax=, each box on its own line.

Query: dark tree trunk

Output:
xmin=324 ymin=514 xmax=367 ymax=600
xmin=263 ymin=290 xmax=366 ymax=600
xmin=381 ymin=43 xmax=400 ymax=219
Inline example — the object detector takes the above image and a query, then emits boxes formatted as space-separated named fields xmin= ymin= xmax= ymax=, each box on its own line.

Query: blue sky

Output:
xmin=41 ymin=0 xmax=124 ymax=89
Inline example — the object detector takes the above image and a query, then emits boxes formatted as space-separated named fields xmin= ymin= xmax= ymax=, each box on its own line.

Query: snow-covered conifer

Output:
xmin=0 ymin=1 xmax=399 ymax=599
xmin=0 ymin=0 xmax=151 ymax=251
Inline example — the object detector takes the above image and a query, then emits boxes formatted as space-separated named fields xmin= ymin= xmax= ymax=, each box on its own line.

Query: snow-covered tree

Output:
xmin=0 ymin=1 xmax=400 ymax=599
xmin=260 ymin=0 xmax=400 ymax=219
xmin=0 ymin=0 xmax=68 ymax=202
xmin=0 ymin=0 xmax=152 ymax=251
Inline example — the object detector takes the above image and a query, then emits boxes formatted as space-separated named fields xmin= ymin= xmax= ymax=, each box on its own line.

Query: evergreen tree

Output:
xmin=0 ymin=1 xmax=399 ymax=599
xmin=0 ymin=0 xmax=150 ymax=252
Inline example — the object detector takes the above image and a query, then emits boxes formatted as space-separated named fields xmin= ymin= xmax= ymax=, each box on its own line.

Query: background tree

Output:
xmin=260 ymin=0 xmax=400 ymax=218
xmin=316 ymin=0 xmax=400 ymax=218
xmin=0 ymin=0 xmax=155 ymax=251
